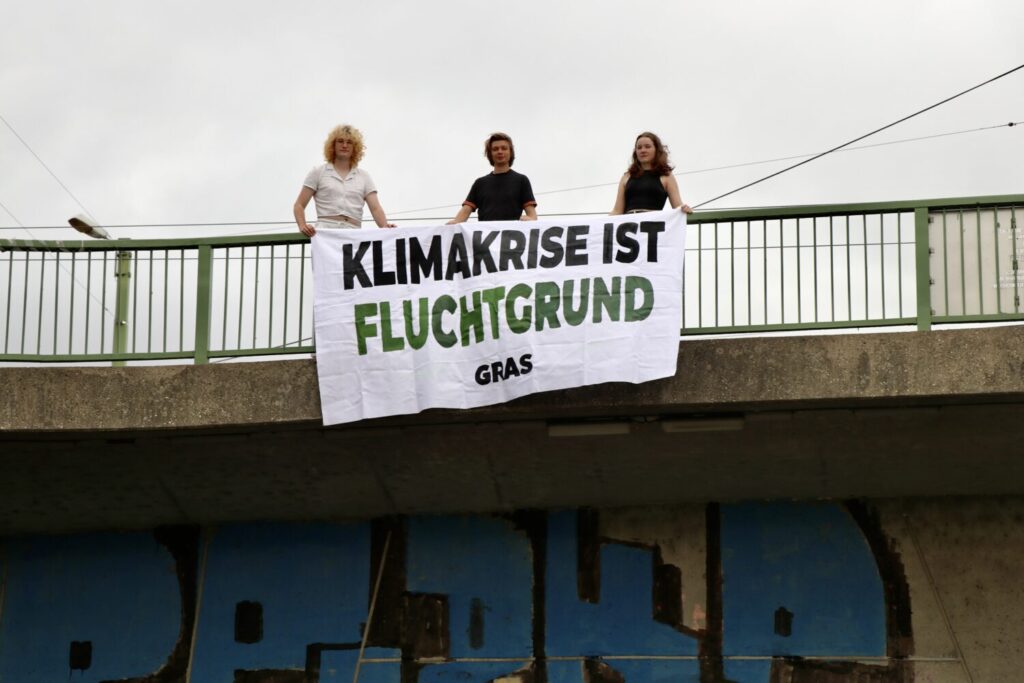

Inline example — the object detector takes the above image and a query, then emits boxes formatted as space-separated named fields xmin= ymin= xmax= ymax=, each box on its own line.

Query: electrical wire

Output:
xmin=0 ymin=194 xmax=115 ymax=318
xmin=390 ymin=119 xmax=1023 ymax=215
xmin=692 ymin=63 xmax=1024 ymax=208
xmin=0 ymin=113 xmax=99 ymax=223
xmin=1 ymin=115 xmax=1021 ymax=233
xmin=0 ymin=199 xmax=22 ymax=227
xmin=0 ymin=114 xmax=118 ymax=317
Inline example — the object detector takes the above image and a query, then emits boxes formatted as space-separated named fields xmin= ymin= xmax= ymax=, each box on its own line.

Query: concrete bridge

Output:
xmin=5 ymin=195 xmax=1024 ymax=679
xmin=4 ymin=325 xmax=1023 ymax=536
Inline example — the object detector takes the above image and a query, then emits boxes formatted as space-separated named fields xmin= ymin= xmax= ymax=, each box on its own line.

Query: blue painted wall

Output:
xmin=0 ymin=502 xmax=899 ymax=682
xmin=0 ymin=532 xmax=180 ymax=682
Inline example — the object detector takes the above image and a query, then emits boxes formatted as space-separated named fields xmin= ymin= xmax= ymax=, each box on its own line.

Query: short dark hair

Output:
xmin=484 ymin=132 xmax=515 ymax=167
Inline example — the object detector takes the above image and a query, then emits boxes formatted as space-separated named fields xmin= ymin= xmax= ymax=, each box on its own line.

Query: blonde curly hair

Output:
xmin=323 ymin=124 xmax=365 ymax=166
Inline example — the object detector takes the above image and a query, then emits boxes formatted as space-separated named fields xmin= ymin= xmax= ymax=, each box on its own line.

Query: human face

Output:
xmin=334 ymin=137 xmax=354 ymax=161
xmin=490 ymin=140 xmax=511 ymax=167
xmin=634 ymin=137 xmax=656 ymax=168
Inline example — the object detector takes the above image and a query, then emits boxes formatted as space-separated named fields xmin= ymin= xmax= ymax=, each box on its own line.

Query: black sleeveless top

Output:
xmin=624 ymin=170 xmax=668 ymax=212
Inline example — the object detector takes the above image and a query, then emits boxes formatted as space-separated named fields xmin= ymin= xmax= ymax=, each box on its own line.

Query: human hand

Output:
xmin=299 ymin=222 xmax=316 ymax=237
xmin=681 ymin=204 xmax=693 ymax=215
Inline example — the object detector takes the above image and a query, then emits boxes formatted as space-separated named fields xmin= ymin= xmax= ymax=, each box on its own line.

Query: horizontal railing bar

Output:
xmin=208 ymin=346 xmax=314 ymax=358
xmin=682 ymin=318 xmax=917 ymax=335
xmin=0 ymin=233 xmax=309 ymax=251
xmin=0 ymin=195 xmax=1020 ymax=253
xmin=0 ymin=351 xmax=197 ymax=362
xmin=686 ymin=240 xmax=915 ymax=250
xmin=690 ymin=194 xmax=1024 ymax=223
xmin=932 ymin=313 xmax=1024 ymax=324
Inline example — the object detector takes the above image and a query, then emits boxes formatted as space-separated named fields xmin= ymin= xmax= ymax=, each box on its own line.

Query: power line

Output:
xmin=0 ymin=198 xmax=23 ymax=227
xmin=1 ymin=115 xmax=1021 ymax=233
xmin=0 ymin=194 xmax=115 ymax=318
xmin=0 ymin=113 xmax=99 ymax=222
xmin=670 ymin=120 xmax=1021 ymax=179
xmin=521 ymin=119 xmax=1024 ymax=199
xmin=0 ymin=117 xmax=116 ymax=318
xmin=693 ymin=62 xmax=1024 ymax=208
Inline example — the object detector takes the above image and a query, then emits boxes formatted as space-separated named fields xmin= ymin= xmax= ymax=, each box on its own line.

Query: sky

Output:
xmin=1 ymin=0 xmax=1022 ymax=242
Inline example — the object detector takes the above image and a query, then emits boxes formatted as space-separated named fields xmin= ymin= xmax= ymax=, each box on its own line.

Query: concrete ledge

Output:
xmin=5 ymin=326 xmax=1024 ymax=534
xmin=3 ymin=326 xmax=1024 ymax=432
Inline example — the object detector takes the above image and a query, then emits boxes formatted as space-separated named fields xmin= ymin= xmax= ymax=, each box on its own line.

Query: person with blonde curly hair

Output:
xmin=610 ymin=131 xmax=692 ymax=215
xmin=448 ymin=132 xmax=537 ymax=224
xmin=293 ymin=124 xmax=395 ymax=236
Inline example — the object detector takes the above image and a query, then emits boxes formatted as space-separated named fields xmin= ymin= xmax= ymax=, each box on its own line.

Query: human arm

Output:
xmin=664 ymin=175 xmax=693 ymax=214
xmin=609 ymin=174 xmax=629 ymax=215
xmin=519 ymin=174 xmax=538 ymax=221
xmin=366 ymin=192 xmax=396 ymax=228
xmin=448 ymin=180 xmax=478 ymax=225
xmin=447 ymin=204 xmax=473 ymax=225
xmin=293 ymin=186 xmax=317 ymax=236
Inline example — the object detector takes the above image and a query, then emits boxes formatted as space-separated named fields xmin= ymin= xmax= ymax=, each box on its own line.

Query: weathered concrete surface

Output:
xmin=4 ymin=326 xmax=1024 ymax=533
xmin=877 ymin=498 xmax=1024 ymax=682
xmin=4 ymin=326 xmax=1024 ymax=432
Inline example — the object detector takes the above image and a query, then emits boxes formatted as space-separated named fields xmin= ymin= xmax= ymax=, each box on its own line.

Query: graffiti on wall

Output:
xmin=0 ymin=502 xmax=912 ymax=682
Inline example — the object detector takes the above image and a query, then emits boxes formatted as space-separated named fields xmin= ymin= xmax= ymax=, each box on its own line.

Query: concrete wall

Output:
xmin=8 ymin=327 xmax=1024 ymax=536
xmin=1 ymin=498 xmax=1019 ymax=682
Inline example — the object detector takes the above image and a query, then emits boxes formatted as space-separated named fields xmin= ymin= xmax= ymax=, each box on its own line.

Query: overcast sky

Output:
xmin=1 ymin=0 xmax=1022 ymax=241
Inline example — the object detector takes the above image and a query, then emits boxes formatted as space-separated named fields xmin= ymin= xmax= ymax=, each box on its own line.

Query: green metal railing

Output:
xmin=685 ymin=195 xmax=1023 ymax=334
xmin=0 ymin=234 xmax=312 ymax=363
xmin=1 ymin=194 xmax=1021 ymax=364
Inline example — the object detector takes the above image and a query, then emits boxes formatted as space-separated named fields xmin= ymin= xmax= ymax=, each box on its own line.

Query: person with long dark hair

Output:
xmin=610 ymin=131 xmax=693 ymax=215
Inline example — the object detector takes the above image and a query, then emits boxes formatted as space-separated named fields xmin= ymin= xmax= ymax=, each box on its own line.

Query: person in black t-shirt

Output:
xmin=610 ymin=131 xmax=693 ymax=215
xmin=447 ymin=132 xmax=538 ymax=224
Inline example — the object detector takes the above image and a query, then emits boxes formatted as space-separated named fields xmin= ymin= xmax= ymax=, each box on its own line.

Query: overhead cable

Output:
xmin=693 ymin=63 xmax=1024 ymax=208
xmin=0 ymin=113 xmax=100 ymax=223
xmin=1 ymin=116 xmax=1021 ymax=232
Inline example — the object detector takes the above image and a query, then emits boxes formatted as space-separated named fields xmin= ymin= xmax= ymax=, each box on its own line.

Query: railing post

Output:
xmin=194 ymin=245 xmax=213 ymax=364
xmin=914 ymin=207 xmax=933 ymax=331
xmin=112 ymin=250 xmax=132 ymax=367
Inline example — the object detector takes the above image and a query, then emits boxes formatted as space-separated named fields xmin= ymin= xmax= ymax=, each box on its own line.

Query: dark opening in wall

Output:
xmin=469 ymin=597 xmax=485 ymax=649
xmin=774 ymin=606 xmax=793 ymax=637
xmin=235 ymin=601 xmax=264 ymax=644
xmin=69 ymin=641 xmax=92 ymax=671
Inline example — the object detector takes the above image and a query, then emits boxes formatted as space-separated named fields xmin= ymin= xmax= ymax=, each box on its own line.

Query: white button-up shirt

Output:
xmin=303 ymin=163 xmax=378 ymax=223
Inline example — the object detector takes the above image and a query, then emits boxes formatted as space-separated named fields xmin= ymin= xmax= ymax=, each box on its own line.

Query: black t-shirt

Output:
xmin=464 ymin=169 xmax=537 ymax=221
xmin=624 ymin=170 xmax=669 ymax=212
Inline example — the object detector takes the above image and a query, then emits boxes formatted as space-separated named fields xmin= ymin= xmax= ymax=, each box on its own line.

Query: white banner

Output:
xmin=312 ymin=208 xmax=686 ymax=425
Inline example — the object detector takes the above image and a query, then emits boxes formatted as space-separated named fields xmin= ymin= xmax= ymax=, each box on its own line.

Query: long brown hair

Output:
xmin=627 ymin=131 xmax=674 ymax=177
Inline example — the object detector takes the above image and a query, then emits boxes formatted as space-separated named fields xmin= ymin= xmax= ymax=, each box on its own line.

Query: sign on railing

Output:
xmin=929 ymin=207 xmax=1023 ymax=319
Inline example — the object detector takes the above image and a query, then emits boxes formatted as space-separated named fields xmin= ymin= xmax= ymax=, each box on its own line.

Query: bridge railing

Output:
xmin=1 ymin=194 xmax=1021 ymax=363
xmin=685 ymin=195 xmax=1023 ymax=334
